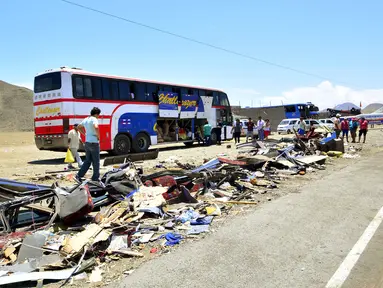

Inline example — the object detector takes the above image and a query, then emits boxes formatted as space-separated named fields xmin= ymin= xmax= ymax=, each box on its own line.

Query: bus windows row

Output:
xmin=72 ymin=75 xmax=230 ymax=106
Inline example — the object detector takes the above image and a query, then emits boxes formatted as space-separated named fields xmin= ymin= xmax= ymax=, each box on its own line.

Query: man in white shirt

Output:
xmin=68 ymin=124 xmax=83 ymax=169
xmin=257 ymin=116 xmax=265 ymax=141
xmin=76 ymin=107 xmax=101 ymax=182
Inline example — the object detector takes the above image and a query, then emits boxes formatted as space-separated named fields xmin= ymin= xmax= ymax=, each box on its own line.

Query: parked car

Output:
xmin=277 ymin=119 xmax=299 ymax=134
xmin=294 ymin=119 xmax=321 ymax=131
xmin=319 ymin=118 xmax=335 ymax=130
xmin=239 ymin=119 xmax=248 ymax=136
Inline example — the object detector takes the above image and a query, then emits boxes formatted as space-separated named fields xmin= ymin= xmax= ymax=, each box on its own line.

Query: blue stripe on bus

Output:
xmin=118 ymin=113 xmax=158 ymax=137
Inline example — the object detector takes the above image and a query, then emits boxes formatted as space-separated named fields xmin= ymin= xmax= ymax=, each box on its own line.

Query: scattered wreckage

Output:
xmin=0 ymin=130 xmax=354 ymax=286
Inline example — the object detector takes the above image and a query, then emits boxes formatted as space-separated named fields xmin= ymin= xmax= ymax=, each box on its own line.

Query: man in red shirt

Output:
xmin=340 ymin=118 xmax=349 ymax=142
xmin=246 ymin=118 xmax=255 ymax=143
xmin=358 ymin=117 xmax=368 ymax=143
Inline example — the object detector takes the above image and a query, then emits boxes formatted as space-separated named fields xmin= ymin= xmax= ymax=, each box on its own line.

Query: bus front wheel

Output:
xmin=132 ymin=133 xmax=150 ymax=153
xmin=114 ymin=134 xmax=132 ymax=155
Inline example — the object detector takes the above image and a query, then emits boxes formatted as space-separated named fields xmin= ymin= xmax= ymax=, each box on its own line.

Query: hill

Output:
xmin=363 ymin=103 xmax=383 ymax=114
xmin=0 ymin=80 xmax=33 ymax=132
xmin=334 ymin=102 xmax=359 ymax=110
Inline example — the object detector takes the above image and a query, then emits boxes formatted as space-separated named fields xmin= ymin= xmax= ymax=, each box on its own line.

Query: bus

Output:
xmin=283 ymin=102 xmax=319 ymax=118
xmin=232 ymin=102 xmax=319 ymax=131
xmin=33 ymin=67 xmax=233 ymax=155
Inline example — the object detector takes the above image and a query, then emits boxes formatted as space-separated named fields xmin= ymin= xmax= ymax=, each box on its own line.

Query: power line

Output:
xmin=59 ymin=0 xmax=349 ymax=85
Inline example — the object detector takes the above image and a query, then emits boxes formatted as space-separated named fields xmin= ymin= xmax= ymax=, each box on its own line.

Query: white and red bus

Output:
xmin=33 ymin=67 xmax=233 ymax=155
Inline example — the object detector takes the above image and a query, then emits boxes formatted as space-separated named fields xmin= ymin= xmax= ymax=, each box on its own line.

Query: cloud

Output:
xmin=231 ymin=81 xmax=383 ymax=110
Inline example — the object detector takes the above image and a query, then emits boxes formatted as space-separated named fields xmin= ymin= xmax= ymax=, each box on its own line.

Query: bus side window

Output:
xmin=285 ymin=105 xmax=296 ymax=113
xmin=146 ymin=83 xmax=158 ymax=102
xmin=111 ymin=81 xmax=119 ymax=100
xmin=74 ymin=77 xmax=84 ymax=98
xmin=181 ymin=87 xmax=188 ymax=96
xmin=211 ymin=91 xmax=219 ymax=106
xmin=173 ymin=87 xmax=181 ymax=102
xmin=219 ymin=92 xmax=229 ymax=106
xmin=83 ymin=78 xmax=92 ymax=98
xmin=119 ymin=81 xmax=131 ymax=101
xmin=92 ymin=78 xmax=102 ymax=100
xmin=134 ymin=82 xmax=146 ymax=101
xmin=199 ymin=90 xmax=206 ymax=97
xmin=102 ymin=79 xmax=111 ymax=100
xmin=188 ymin=88 xmax=197 ymax=95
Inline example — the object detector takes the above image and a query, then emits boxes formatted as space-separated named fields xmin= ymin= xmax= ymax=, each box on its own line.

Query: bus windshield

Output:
xmin=34 ymin=72 xmax=62 ymax=93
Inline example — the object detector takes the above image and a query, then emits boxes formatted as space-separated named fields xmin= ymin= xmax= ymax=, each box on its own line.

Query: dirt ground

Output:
xmin=0 ymin=130 xmax=382 ymax=182
xmin=0 ymin=130 xmax=382 ymax=287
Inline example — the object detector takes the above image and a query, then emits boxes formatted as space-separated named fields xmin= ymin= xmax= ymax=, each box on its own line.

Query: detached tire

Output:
xmin=132 ymin=133 xmax=150 ymax=153
xmin=114 ymin=134 xmax=131 ymax=155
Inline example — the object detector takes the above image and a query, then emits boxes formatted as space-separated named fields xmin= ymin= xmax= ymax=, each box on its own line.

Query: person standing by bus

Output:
xmin=76 ymin=107 xmax=102 ymax=183
xmin=349 ymin=118 xmax=358 ymax=143
xmin=246 ymin=118 xmax=255 ymax=142
xmin=203 ymin=120 xmax=212 ymax=146
xmin=341 ymin=118 xmax=349 ymax=142
xmin=67 ymin=124 xmax=83 ymax=169
xmin=216 ymin=122 xmax=222 ymax=145
xmin=358 ymin=117 xmax=368 ymax=143
xmin=334 ymin=114 xmax=342 ymax=139
xmin=257 ymin=116 xmax=265 ymax=141
xmin=231 ymin=118 xmax=242 ymax=144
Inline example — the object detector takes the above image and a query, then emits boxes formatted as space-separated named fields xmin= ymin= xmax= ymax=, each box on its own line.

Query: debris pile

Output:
xmin=0 ymin=134 xmax=344 ymax=285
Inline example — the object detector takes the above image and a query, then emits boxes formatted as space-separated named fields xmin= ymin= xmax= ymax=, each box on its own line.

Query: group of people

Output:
xmin=196 ymin=121 xmax=223 ymax=146
xmin=333 ymin=114 xmax=369 ymax=143
xmin=232 ymin=116 xmax=271 ymax=144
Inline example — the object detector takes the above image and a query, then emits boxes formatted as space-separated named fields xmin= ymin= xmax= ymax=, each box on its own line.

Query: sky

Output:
xmin=1 ymin=0 xmax=383 ymax=110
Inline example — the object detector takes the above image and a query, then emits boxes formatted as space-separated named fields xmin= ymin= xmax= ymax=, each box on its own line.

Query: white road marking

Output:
xmin=326 ymin=205 xmax=383 ymax=288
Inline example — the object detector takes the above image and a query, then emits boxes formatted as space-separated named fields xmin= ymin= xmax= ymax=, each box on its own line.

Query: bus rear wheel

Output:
xmin=114 ymin=134 xmax=131 ymax=155
xmin=210 ymin=131 xmax=218 ymax=145
xmin=132 ymin=133 xmax=150 ymax=153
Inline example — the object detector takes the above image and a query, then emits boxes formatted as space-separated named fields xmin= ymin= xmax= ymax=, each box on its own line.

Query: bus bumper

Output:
xmin=35 ymin=134 xmax=68 ymax=151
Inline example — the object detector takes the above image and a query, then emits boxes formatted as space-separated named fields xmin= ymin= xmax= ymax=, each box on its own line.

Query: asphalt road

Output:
xmin=115 ymin=151 xmax=383 ymax=288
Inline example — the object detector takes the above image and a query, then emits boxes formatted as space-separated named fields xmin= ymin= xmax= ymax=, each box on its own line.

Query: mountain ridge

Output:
xmin=0 ymin=80 xmax=34 ymax=132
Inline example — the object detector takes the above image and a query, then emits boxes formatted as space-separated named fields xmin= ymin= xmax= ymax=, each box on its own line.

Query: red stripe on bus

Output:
xmin=35 ymin=126 xmax=64 ymax=135
xmin=34 ymin=98 xmax=158 ymax=106
xmin=35 ymin=123 xmax=111 ymax=135
xmin=34 ymin=115 xmax=112 ymax=121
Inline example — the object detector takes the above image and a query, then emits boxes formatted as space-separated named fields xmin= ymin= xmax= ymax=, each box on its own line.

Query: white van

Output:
xmin=277 ymin=118 xmax=299 ymax=134
xmin=319 ymin=118 xmax=335 ymax=130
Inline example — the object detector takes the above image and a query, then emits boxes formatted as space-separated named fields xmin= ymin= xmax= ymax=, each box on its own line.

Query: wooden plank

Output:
xmin=4 ymin=246 xmax=16 ymax=258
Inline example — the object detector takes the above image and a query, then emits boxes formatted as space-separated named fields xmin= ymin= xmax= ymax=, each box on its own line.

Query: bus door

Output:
xmin=219 ymin=108 xmax=233 ymax=140
xmin=217 ymin=92 xmax=233 ymax=140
